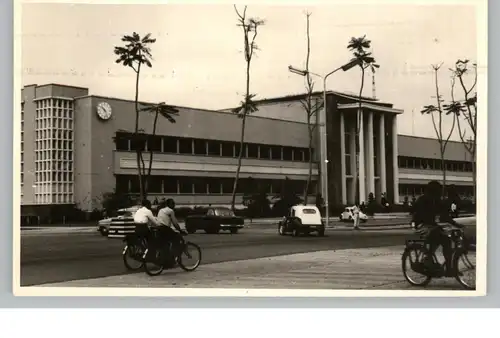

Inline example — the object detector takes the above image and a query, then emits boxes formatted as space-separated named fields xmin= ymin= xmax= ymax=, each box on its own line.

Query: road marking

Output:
xmin=31 ymin=245 xmax=468 ymax=290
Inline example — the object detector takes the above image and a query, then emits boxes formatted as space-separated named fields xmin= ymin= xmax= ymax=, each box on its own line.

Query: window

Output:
xmin=302 ymin=208 xmax=317 ymax=214
xmin=207 ymin=209 xmax=215 ymax=216
xmin=270 ymin=146 xmax=282 ymax=160
xmin=193 ymin=178 xmax=207 ymax=194
xmin=221 ymin=178 xmax=233 ymax=194
xmin=304 ymin=148 xmax=311 ymax=162
xmin=163 ymin=136 xmax=178 ymax=153
xmin=221 ymin=142 xmax=234 ymax=157
xmin=193 ymin=139 xmax=207 ymax=155
xmin=283 ymin=147 xmax=293 ymax=161
xmin=147 ymin=176 xmax=163 ymax=193
xmin=130 ymin=176 xmax=140 ymax=193
xmin=179 ymin=138 xmax=192 ymax=154
xmin=130 ymin=134 xmax=146 ymax=152
xmin=247 ymin=144 xmax=259 ymax=159
xmin=179 ymin=177 xmax=193 ymax=194
xmin=207 ymin=140 xmax=221 ymax=156
xmin=293 ymin=149 xmax=303 ymax=162
xmin=208 ymin=178 xmax=221 ymax=194
xmin=163 ymin=177 xmax=178 ymax=193
xmin=147 ymin=135 xmax=162 ymax=152
xmin=235 ymin=144 xmax=246 ymax=158
xmin=260 ymin=145 xmax=270 ymax=160
xmin=116 ymin=176 xmax=130 ymax=193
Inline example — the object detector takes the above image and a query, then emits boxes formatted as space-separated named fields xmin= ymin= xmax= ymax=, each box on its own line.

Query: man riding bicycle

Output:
xmin=411 ymin=180 xmax=463 ymax=276
xmin=156 ymin=198 xmax=187 ymax=256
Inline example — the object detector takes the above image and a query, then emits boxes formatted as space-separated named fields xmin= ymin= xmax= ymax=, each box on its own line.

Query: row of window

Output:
xmin=116 ymin=175 xmax=316 ymax=196
xmin=35 ymin=161 xmax=73 ymax=172
xmin=36 ymin=140 xmax=73 ymax=151
xmin=35 ymin=98 xmax=74 ymax=109
xmin=114 ymin=132 xmax=313 ymax=162
xmin=35 ymin=193 xmax=74 ymax=205
xmin=33 ymin=171 xmax=74 ymax=183
xmin=35 ymin=118 xmax=74 ymax=130
xmin=36 ymin=108 xmax=74 ymax=119
xmin=398 ymin=156 xmax=473 ymax=172
xmin=33 ymin=182 xmax=74 ymax=194
xmin=35 ymin=150 xmax=73 ymax=161
xmin=399 ymin=184 xmax=474 ymax=197
xmin=345 ymin=154 xmax=380 ymax=176
xmin=36 ymin=130 xmax=74 ymax=140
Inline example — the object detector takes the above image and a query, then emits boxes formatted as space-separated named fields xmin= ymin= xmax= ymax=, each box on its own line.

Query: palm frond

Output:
xmin=443 ymin=102 xmax=467 ymax=115
xmin=421 ymin=105 xmax=439 ymax=115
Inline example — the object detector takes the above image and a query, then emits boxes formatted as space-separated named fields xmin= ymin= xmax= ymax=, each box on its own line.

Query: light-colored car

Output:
xmin=97 ymin=205 xmax=142 ymax=236
xmin=278 ymin=205 xmax=325 ymax=237
xmin=339 ymin=206 xmax=368 ymax=223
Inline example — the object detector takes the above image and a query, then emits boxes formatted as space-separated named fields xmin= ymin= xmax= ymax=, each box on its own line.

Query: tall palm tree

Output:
xmin=114 ymin=32 xmax=156 ymax=199
xmin=347 ymin=35 xmax=378 ymax=204
xmin=139 ymin=102 xmax=179 ymax=193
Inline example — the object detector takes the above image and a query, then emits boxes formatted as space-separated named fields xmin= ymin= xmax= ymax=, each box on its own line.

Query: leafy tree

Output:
xmin=114 ymin=32 xmax=156 ymax=199
xmin=243 ymin=177 xmax=270 ymax=219
xmin=347 ymin=35 xmax=379 ymax=204
xmin=230 ymin=5 xmax=265 ymax=211
xmin=101 ymin=190 xmax=134 ymax=217
xmin=272 ymin=177 xmax=302 ymax=216
xmin=446 ymin=59 xmax=477 ymax=201
xmin=421 ymin=63 xmax=457 ymax=198
xmin=298 ymin=12 xmax=323 ymax=204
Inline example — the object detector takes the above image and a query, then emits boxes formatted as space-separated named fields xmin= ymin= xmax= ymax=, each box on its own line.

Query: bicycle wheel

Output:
xmin=122 ymin=241 xmax=145 ymax=271
xmin=143 ymin=248 xmax=165 ymax=276
xmin=453 ymin=249 xmax=476 ymax=290
xmin=402 ymin=245 xmax=432 ymax=287
xmin=178 ymin=242 xmax=202 ymax=272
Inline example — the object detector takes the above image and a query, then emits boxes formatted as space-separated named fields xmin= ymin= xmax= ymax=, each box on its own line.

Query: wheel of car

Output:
xmin=339 ymin=215 xmax=342 ymax=221
xmin=230 ymin=228 xmax=238 ymax=234
xmin=292 ymin=228 xmax=300 ymax=237
xmin=278 ymin=224 xmax=286 ymax=236
xmin=186 ymin=227 xmax=196 ymax=234
xmin=318 ymin=229 xmax=325 ymax=237
xmin=99 ymin=228 xmax=108 ymax=237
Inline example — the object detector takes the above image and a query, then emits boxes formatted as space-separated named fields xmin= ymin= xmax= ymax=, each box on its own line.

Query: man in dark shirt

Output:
xmin=411 ymin=181 xmax=461 ymax=276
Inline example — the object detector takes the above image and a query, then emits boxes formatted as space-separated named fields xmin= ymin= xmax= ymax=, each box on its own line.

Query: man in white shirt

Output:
xmin=352 ymin=203 xmax=361 ymax=230
xmin=133 ymin=199 xmax=160 ymax=226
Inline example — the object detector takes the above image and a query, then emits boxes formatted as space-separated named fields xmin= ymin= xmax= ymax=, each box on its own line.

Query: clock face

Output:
xmin=96 ymin=102 xmax=112 ymax=120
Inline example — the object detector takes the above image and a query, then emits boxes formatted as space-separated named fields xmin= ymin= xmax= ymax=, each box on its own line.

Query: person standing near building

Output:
xmin=352 ymin=203 xmax=361 ymax=230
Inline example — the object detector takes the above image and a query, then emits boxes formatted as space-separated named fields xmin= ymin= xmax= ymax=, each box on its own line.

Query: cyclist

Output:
xmin=157 ymin=198 xmax=187 ymax=256
xmin=411 ymin=180 xmax=462 ymax=276
xmin=133 ymin=199 xmax=161 ymax=227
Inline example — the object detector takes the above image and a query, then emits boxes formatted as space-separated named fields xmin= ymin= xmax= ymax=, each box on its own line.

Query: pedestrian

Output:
xmin=352 ymin=203 xmax=361 ymax=230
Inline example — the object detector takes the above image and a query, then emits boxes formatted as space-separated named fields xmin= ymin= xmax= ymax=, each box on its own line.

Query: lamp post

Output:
xmin=288 ymin=59 xmax=360 ymax=228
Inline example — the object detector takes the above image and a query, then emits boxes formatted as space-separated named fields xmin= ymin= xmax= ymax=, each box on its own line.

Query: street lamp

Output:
xmin=288 ymin=59 xmax=360 ymax=229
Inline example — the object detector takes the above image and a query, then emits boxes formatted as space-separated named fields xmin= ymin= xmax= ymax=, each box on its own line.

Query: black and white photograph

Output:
xmin=14 ymin=0 xmax=486 ymax=296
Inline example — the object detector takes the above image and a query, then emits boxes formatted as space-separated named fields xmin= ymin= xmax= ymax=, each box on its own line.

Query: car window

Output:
xmin=345 ymin=208 xmax=350 ymax=212
xmin=207 ymin=209 xmax=215 ymax=216
xmin=215 ymin=208 xmax=234 ymax=217
xmin=302 ymin=208 xmax=317 ymax=214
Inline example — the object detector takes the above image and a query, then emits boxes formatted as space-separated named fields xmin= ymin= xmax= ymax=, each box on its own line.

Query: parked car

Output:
xmin=278 ymin=205 xmax=325 ymax=237
xmin=185 ymin=207 xmax=244 ymax=234
xmin=339 ymin=206 xmax=368 ymax=223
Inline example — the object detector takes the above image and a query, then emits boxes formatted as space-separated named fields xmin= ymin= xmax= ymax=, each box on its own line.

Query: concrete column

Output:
xmin=349 ymin=123 xmax=356 ymax=205
xmin=366 ymin=111 xmax=375 ymax=197
xmin=392 ymin=115 xmax=399 ymax=204
xmin=378 ymin=114 xmax=387 ymax=200
xmin=319 ymin=107 xmax=327 ymax=202
xmin=358 ymin=109 xmax=366 ymax=204
xmin=340 ymin=111 xmax=347 ymax=204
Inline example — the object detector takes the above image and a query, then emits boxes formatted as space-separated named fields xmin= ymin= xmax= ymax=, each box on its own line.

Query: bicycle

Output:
xmin=122 ymin=223 xmax=150 ymax=271
xmin=401 ymin=223 xmax=476 ymax=290
xmin=142 ymin=226 xmax=202 ymax=276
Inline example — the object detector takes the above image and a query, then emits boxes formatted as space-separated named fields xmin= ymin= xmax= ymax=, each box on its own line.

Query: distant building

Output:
xmin=19 ymin=84 xmax=475 ymax=216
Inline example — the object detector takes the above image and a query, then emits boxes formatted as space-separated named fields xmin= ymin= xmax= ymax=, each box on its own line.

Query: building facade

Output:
xmin=19 ymin=84 xmax=475 ymax=215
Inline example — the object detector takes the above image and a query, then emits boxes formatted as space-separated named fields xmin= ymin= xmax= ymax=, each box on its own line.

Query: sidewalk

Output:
xmin=32 ymin=245 xmax=468 ymax=291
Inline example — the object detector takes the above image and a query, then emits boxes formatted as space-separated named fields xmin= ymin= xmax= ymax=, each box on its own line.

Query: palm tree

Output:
xmin=230 ymin=6 xmax=265 ymax=211
xmin=139 ymin=102 xmax=179 ymax=193
xmin=347 ymin=35 xmax=378 ymax=204
xmin=114 ymin=32 xmax=156 ymax=200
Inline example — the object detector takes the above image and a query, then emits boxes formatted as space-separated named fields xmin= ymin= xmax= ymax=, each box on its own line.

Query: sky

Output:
xmin=20 ymin=1 xmax=483 ymax=141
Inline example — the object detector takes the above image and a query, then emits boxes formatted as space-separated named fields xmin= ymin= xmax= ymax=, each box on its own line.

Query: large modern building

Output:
xmin=19 ymin=83 xmax=475 ymax=215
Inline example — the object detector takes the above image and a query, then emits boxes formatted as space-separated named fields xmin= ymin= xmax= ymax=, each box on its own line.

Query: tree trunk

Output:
xmin=144 ymin=109 xmax=160 ymax=199
xmin=231 ymin=61 xmax=251 ymax=211
xmin=304 ymin=128 xmax=313 ymax=205
xmin=134 ymin=62 xmax=144 ymax=200
xmin=440 ymin=154 xmax=447 ymax=199
xmin=354 ymin=67 xmax=366 ymax=205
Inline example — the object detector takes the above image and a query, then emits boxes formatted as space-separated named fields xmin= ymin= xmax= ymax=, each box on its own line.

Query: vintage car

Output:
xmin=339 ymin=206 xmax=368 ymax=223
xmin=278 ymin=205 xmax=325 ymax=237
xmin=184 ymin=207 xmax=245 ymax=234
xmin=97 ymin=204 xmax=159 ymax=236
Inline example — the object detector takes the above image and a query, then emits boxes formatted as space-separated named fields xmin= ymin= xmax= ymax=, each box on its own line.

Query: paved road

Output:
xmin=21 ymin=225 xmax=414 ymax=286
